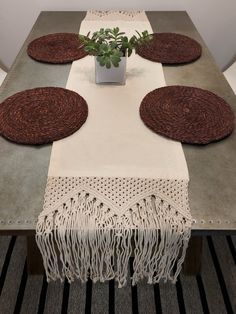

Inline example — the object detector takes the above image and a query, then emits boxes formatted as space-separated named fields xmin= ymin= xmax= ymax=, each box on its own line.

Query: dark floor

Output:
xmin=0 ymin=235 xmax=235 ymax=314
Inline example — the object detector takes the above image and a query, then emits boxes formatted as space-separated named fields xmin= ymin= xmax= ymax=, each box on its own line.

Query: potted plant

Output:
xmin=79 ymin=28 xmax=152 ymax=84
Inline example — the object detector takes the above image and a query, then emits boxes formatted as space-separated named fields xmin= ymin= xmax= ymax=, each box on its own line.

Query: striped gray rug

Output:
xmin=0 ymin=236 xmax=235 ymax=314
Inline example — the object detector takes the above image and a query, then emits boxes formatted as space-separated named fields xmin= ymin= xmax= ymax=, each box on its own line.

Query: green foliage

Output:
xmin=79 ymin=27 xmax=152 ymax=68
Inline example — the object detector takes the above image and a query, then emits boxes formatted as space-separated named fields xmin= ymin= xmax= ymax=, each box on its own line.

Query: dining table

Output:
xmin=0 ymin=11 xmax=235 ymax=276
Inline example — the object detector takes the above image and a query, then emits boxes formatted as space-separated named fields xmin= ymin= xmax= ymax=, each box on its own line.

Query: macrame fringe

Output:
xmin=36 ymin=191 xmax=191 ymax=288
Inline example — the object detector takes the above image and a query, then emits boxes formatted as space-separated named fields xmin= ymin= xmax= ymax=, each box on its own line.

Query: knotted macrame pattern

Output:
xmin=36 ymin=177 xmax=192 ymax=287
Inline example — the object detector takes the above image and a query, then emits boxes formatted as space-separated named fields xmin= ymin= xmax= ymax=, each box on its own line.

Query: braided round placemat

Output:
xmin=137 ymin=33 xmax=202 ymax=64
xmin=140 ymin=86 xmax=235 ymax=144
xmin=27 ymin=33 xmax=87 ymax=63
xmin=0 ymin=87 xmax=88 ymax=145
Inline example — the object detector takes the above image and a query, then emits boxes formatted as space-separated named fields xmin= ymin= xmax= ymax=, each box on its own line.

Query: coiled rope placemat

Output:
xmin=137 ymin=33 xmax=202 ymax=64
xmin=140 ymin=86 xmax=235 ymax=144
xmin=0 ymin=87 xmax=88 ymax=145
xmin=27 ymin=33 xmax=87 ymax=63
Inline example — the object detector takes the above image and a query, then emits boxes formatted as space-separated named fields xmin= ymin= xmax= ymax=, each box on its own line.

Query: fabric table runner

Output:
xmin=36 ymin=11 xmax=192 ymax=287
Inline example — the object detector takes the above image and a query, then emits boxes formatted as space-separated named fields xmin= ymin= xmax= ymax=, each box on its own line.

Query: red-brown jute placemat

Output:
xmin=0 ymin=87 xmax=88 ymax=145
xmin=140 ymin=86 xmax=235 ymax=144
xmin=27 ymin=33 xmax=87 ymax=63
xmin=136 ymin=33 xmax=202 ymax=64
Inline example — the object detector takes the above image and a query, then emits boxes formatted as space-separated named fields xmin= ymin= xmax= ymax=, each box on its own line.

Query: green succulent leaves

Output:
xmin=79 ymin=27 xmax=152 ymax=68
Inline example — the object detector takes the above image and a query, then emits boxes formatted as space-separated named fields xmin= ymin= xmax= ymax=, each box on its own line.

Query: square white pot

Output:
xmin=95 ymin=57 xmax=127 ymax=85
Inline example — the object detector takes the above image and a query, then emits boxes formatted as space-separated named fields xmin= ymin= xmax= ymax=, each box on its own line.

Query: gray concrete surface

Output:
xmin=0 ymin=11 xmax=235 ymax=233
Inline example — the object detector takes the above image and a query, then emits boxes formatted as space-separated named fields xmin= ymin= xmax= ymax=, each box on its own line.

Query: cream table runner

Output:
xmin=36 ymin=11 xmax=192 ymax=287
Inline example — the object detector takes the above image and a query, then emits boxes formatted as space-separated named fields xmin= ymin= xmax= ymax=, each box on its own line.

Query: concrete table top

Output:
xmin=0 ymin=11 xmax=235 ymax=234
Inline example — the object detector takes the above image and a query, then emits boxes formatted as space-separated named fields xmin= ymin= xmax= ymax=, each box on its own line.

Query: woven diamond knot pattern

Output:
xmin=37 ymin=176 xmax=192 ymax=286
xmin=43 ymin=177 xmax=191 ymax=220
xmin=86 ymin=10 xmax=146 ymax=21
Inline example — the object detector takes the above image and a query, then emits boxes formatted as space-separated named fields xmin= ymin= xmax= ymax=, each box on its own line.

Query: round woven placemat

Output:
xmin=0 ymin=87 xmax=88 ymax=145
xmin=136 ymin=33 xmax=202 ymax=64
xmin=27 ymin=33 xmax=87 ymax=63
xmin=140 ymin=86 xmax=235 ymax=144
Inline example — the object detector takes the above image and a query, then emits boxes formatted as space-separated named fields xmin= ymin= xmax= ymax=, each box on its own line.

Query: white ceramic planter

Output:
xmin=95 ymin=57 xmax=127 ymax=85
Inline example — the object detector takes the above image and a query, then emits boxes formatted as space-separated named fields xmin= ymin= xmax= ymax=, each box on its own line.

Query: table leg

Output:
xmin=183 ymin=236 xmax=202 ymax=275
xmin=27 ymin=236 xmax=44 ymax=275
